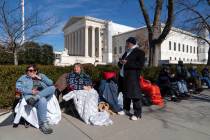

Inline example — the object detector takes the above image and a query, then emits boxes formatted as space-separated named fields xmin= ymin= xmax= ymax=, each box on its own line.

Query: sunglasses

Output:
xmin=27 ymin=69 xmax=36 ymax=72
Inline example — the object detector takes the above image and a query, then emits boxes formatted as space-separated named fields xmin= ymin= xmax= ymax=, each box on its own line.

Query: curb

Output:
xmin=0 ymin=111 xmax=13 ymax=124
xmin=0 ymin=110 xmax=11 ymax=116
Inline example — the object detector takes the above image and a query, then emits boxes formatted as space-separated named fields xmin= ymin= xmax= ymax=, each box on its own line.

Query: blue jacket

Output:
xmin=16 ymin=73 xmax=53 ymax=100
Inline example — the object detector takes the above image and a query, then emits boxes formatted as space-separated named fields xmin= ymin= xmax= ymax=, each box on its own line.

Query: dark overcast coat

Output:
xmin=118 ymin=47 xmax=145 ymax=99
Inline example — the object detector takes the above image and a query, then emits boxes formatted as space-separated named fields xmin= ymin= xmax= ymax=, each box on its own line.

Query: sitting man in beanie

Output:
xmin=118 ymin=37 xmax=145 ymax=120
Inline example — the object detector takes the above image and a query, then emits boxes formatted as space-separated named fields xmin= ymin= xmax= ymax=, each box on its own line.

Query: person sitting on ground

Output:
xmin=175 ymin=61 xmax=190 ymax=97
xmin=16 ymin=64 xmax=55 ymax=134
xmin=201 ymin=67 xmax=210 ymax=88
xmin=66 ymin=63 xmax=92 ymax=91
xmin=157 ymin=65 xmax=179 ymax=101
xmin=98 ymin=72 xmax=124 ymax=115
xmin=63 ymin=63 xmax=113 ymax=126
xmin=188 ymin=66 xmax=202 ymax=92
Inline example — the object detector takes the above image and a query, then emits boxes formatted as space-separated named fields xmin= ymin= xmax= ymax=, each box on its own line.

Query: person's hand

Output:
xmin=171 ymin=74 xmax=175 ymax=77
xmin=31 ymin=74 xmax=41 ymax=80
xmin=32 ymin=88 xmax=39 ymax=95
xmin=119 ymin=59 xmax=124 ymax=64
xmin=122 ymin=60 xmax=127 ymax=64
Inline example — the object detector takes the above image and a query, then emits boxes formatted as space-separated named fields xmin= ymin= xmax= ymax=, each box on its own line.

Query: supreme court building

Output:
xmin=54 ymin=16 xmax=134 ymax=66
xmin=54 ymin=16 xmax=209 ymax=66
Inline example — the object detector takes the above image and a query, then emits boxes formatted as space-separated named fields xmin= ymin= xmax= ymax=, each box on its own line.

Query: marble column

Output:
xmin=91 ymin=26 xmax=95 ymax=57
xmin=70 ymin=33 xmax=73 ymax=55
xmin=69 ymin=33 xmax=71 ymax=55
xmin=77 ymin=31 xmax=80 ymax=56
xmin=64 ymin=35 xmax=67 ymax=50
xmin=67 ymin=34 xmax=69 ymax=55
xmin=74 ymin=31 xmax=78 ymax=55
xmin=82 ymin=28 xmax=85 ymax=56
xmin=75 ymin=31 xmax=77 ymax=56
xmin=71 ymin=32 xmax=74 ymax=55
xmin=85 ymin=26 xmax=89 ymax=57
xmin=98 ymin=27 xmax=102 ymax=61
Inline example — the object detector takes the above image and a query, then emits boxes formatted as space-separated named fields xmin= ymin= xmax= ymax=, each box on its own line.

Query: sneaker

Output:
xmin=117 ymin=110 xmax=125 ymax=115
xmin=39 ymin=122 xmax=53 ymax=134
xmin=130 ymin=115 xmax=140 ymax=121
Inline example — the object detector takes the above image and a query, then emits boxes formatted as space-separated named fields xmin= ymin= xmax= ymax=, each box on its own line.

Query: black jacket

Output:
xmin=118 ymin=47 xmax=145 ymax=99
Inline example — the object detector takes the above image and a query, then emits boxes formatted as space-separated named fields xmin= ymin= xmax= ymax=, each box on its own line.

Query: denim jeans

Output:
xmin=34 ymin=86 xmax=55 ymax=124
xmin=99 ymin=80 xmax=122 ymax=112
xmin=38 ymin=86 xmax=55 ymax=98
xmin=200 ymin=77 xmax=210 ymax=88
xmin=177 ymin=80 xmax=188 ymax=94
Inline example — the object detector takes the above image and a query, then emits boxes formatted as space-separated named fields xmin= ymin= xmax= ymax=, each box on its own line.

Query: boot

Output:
xmin=39 ymin=122 xmax=53 ymax=134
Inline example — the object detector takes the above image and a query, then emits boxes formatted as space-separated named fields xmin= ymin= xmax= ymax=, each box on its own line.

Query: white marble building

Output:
xmin=55 ymin=16 xmax=209 ymax=66
xmin=113 ymin=24 xmax=209 ymax=65
xmin=54 ymin=16 xmax=134 ymax=66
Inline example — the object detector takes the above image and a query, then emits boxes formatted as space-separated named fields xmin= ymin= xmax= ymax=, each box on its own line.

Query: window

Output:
xmin=182 ymin=44 xmax=185 ymax=52
xmin=179 ymin=58 xmax=181 ymax=60
xmin=169 ymin=41 xmax=171 ymax=50
xmin=175 ymin=57 xmax=176 ymax=60
xmin=178 ymin=43 xmax=181 ymax=51
xmin=114 ymin=47 xmax=117 ymax=54
xmin=190 ymin=46 xmax=192 ymax=53
xmin=187 ymin=45 xmax=189 ymax=53
xmin=119 ymin=46 xmax=122 ymax=53
xmin=194 ymin=47 xmax=196 ymax=54
xmin=174 ymin=42 xmax=176 ymax=51
xmin=170 ymin=57 xmax=172 ymax=60
xmin=183 ymin=58 xmax=185 ymax=61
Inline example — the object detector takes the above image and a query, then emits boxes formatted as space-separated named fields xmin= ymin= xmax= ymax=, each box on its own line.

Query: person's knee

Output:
xmin=38 ymin=97 xmax=47 ymax=105
xmin=48 ymin=86 xmax=56 ymax=94
xmin=35 ymin=97 xmax=47 ymax=110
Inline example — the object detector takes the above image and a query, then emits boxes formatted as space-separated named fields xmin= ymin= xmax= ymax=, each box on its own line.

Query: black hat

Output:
xmin=126 ymin=37 xmax=136 ymax=45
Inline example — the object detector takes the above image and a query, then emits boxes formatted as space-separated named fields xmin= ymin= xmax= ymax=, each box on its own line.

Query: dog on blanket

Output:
xmin=98 ymin=102 xmax=116 ymax=115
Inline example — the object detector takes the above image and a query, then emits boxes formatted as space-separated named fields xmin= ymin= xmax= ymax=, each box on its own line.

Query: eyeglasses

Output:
xmin=27 ymin=69 xmax=36 ymax=72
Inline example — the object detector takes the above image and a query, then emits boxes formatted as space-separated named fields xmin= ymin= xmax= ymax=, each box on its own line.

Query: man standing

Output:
xmin=118 ymin=37 xmax=145 ymax=120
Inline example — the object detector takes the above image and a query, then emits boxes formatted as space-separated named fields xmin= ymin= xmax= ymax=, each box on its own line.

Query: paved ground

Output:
xmin=0 ymin=90 xmax=210 ymax=140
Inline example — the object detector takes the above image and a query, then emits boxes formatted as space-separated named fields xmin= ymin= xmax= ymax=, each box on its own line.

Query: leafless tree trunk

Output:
xmin=0 ymin=0 xmax=57 ymax=65
xmin=138 ymin=0 xmax=174 ymax=66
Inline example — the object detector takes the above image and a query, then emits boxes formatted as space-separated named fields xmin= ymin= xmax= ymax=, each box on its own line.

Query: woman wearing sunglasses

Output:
xmin=16 ymin=64 xmax=55 ymax=134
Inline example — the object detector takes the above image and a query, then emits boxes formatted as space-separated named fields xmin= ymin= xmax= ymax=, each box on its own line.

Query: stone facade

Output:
xmin=112 ymin=24 xmax=209 ymax=65
xmin=54 ymin=16 xmax=134 ymax=66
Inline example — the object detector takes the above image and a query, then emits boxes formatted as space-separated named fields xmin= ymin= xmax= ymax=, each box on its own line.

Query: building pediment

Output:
xmin=63 ymin=16 xmax=85 ymax=31
xmin=63 ymin=16 xmax=107 ymax=31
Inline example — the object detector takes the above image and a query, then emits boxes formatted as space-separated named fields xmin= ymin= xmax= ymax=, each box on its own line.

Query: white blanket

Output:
xmin=14 ymin=95 xmax=61 ymax=128
xmin=63 ymin=89 xmax=113 ymax=126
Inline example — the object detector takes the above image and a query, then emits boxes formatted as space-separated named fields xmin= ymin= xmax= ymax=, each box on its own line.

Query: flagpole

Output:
xmin=21 ymin=0 xmax=25 ymax=43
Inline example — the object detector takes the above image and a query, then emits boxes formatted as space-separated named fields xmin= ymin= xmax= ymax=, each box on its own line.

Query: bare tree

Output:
xmin=175 ymin=0 xmax=210 ymax=65
xmin=138 ymin=0 xmax=174 ymax=66
xmin=0 ymin=0 xmax=57 ymax=65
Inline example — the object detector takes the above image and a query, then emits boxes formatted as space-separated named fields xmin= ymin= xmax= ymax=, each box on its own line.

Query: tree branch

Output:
xmin=153 ymin=0 xmax=163 ymax=28
xmin=155 ymin=0 xmax=174 ymax=44
xmin=138 ymin=0 xmax=153 ymax=37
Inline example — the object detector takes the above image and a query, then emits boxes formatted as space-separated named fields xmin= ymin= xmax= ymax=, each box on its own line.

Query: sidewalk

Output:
xmin=0 ymin=90 xmax=210 ymax=140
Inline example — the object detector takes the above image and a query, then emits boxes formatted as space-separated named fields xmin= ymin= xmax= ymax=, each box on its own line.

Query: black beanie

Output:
xmin=126 ymin=37 xmax=137 ymax=45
